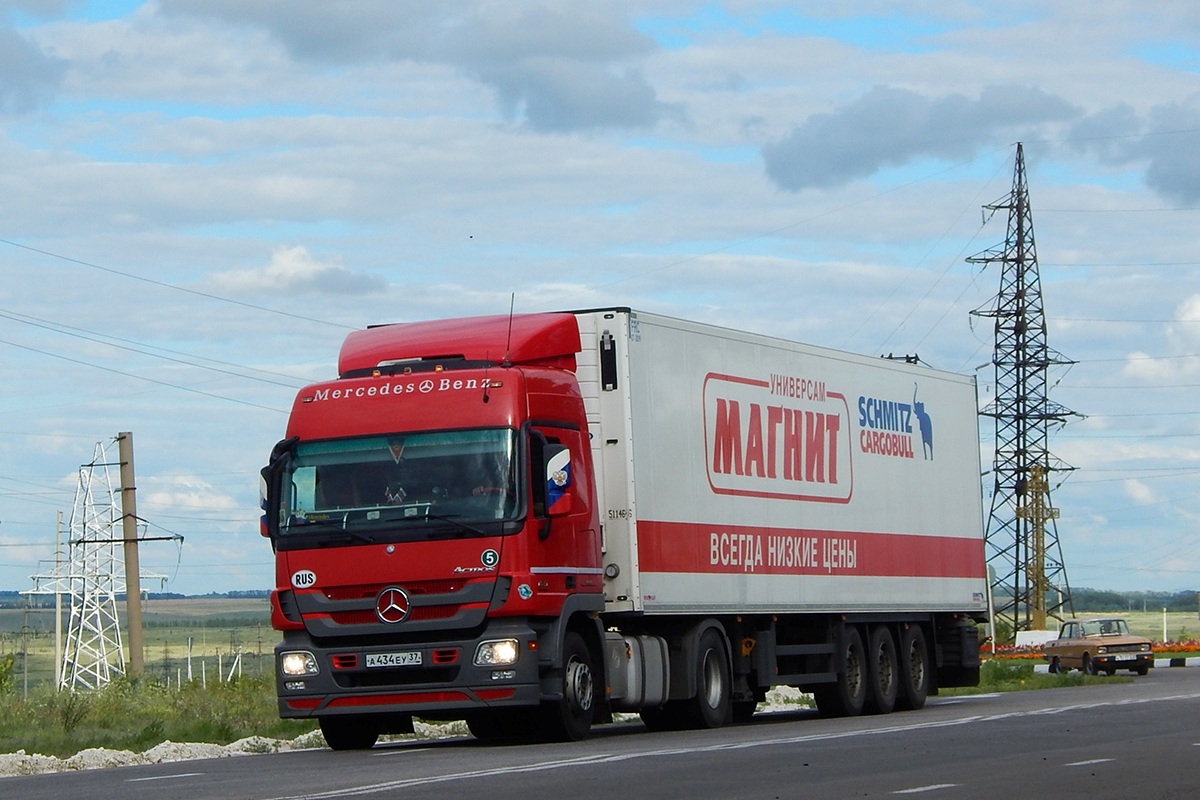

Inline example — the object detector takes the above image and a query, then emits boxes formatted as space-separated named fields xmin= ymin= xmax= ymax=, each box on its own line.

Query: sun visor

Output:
xmin=338 ymin=313 xmax=582 ymax=376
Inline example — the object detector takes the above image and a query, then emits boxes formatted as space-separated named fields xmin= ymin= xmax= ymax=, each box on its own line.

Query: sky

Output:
xmin=0 ymin=0 xmax=1198 ymax=598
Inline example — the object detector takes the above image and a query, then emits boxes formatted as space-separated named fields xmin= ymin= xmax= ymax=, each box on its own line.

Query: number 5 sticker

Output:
xmin=481 ymin=549 xmax=499 ymax=568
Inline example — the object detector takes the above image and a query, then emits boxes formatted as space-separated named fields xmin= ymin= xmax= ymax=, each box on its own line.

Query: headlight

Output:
xmin=1097 ymin=646 xmax=1107 ymax=654
xmin=474 ymin=639 xmax=519 ymax=666
xmin=280 ymin=650 xmax=320 ymax=676
xmin=1140 ymin=643 xmax=1151 ymax=651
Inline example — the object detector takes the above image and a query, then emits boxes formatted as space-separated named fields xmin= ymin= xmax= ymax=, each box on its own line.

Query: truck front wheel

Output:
xmin=319 ymin=717 xmax=379 ymax=751
xmin=539 ymin=631 xmax=596 ymax=741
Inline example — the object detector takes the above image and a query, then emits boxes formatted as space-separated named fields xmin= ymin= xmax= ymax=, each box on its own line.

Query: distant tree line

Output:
xmin=0 ymin=589 xmax=270 ymax=609
xmin=1069 ymin=587 xmax=1200 ymax=613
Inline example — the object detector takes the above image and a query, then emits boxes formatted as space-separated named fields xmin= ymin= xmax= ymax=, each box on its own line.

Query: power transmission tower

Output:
xmin=969 ymin=142 xmax=1079 ymax=637
xmin=27 ymin=435 xmax=177 ymax=690
xmin=60 ymin=440 xmax=128 ymax=689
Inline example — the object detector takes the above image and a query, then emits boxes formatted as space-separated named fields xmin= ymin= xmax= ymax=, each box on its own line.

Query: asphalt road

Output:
xmin=6 ymin=668 xmax=1200 ymax=800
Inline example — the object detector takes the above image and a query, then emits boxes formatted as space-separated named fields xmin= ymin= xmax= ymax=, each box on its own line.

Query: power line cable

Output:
xmin=0 ymin=336 xmax=287 ymax=413
xmin=0 ymin=308 xmax=307 ymax=388
xmin=0 ymin=237 xmax=355 ymax=331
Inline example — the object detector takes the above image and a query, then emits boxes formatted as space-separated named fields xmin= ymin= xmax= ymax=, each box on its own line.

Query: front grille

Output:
xmin=322 ymin=579 xmax=467 ymax=600
xmin=332 ymin=666 xmax=460 ymax=689
xmin=297 ymin=578 xmax=495 ymax=637
xmin=329 ymin=604 xmax=480 ymax=626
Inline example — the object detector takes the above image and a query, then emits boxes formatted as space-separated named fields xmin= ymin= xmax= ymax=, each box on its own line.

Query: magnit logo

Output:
xmin=703 ymin=372 xmax=853 ymax=504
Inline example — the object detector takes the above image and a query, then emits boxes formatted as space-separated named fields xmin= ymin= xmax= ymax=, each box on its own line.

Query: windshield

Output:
xmin=276 ymin=429 xmax=519 ymax=536
xmin=1081 ymin=619 xmax=1130 ymax=637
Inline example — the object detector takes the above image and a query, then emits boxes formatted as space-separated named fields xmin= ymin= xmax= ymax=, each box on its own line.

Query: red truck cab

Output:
xmin=260 ymin=313 xmax=604 ymax=748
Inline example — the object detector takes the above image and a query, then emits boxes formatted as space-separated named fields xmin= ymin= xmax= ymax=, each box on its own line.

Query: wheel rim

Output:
xmin=907 ymin=640 xmax=926 ymax=687
xmin=565 ymin=655 xmax=594 ymax=714
xmin=878 ymin=643 xmax=896 ymax=694
xmin=846 ymin=642 xmax=864 ymax=697
xmin=700 ymin=647 xmax=724 ymax=708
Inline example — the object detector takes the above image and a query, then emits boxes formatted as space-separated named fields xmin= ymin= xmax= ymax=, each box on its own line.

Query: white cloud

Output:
xmin=1123 ymin=478 xmax=1158 ymax=506
xmin=143 ymin=475 xmax=239 ymax=513
xmin=208 ymin=246 xmax=386 ymax=296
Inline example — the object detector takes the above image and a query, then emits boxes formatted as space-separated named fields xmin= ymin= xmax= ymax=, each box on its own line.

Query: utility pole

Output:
xmin=969 ymin=142 xmax=1079 ymax=637
xmin=54 ymin=511 xmax=63 ymax=686
xmin=117 ymin=432 xmax=145 ymax=677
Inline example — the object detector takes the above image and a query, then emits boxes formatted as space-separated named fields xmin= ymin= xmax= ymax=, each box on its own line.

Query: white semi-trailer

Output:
xmin=263 ymin=308 xmax=988 ymax=748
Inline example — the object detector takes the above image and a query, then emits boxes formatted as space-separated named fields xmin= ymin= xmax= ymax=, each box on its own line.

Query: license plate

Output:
xmin=365 ymin=651 xmax=423 ymax=668
xmin=1113 ymin=653 xmax=1137 ymax=661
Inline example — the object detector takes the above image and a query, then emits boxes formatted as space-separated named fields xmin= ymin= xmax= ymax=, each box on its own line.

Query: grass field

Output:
xmin=0 ymin=598 xmax=273 ymax=690
xmin=1085 ymin=609 xmax=1199 ymax=643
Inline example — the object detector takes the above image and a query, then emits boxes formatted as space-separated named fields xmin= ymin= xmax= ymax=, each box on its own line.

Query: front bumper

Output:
xmin=1093 ymin=652 xmax=1153 ymax=669
xmin=276 ymin=618 xmax=541 ymax=718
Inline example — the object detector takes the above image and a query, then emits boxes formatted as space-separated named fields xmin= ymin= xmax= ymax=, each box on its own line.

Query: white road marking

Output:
xmin=1065 ymin=758 xmax=1115 ymax=767
xmin=127 ymin=772 xmax=206 ymax=782
xmin=893 ymin=784 xmax=959 ymax=794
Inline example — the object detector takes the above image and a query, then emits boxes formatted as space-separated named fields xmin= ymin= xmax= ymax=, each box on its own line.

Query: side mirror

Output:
xmin=260 ymin=436 xmax=298 ymax=540
xmin=544 ymin=444 xmax=572 ymax=517
xmin=259 ymin=469 xmax=272 ymax=538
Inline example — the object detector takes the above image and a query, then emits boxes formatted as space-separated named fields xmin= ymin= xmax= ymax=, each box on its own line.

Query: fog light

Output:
xmin=474 ymin=639 xmax=519 ymax=666
xmin=280 ymin=650 xmax=319 ymax=676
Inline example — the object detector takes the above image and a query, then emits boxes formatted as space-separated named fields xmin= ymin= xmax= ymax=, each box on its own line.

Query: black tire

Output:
xmin=814 ymin=627 xmax=867 ymax=718
xmin=1082 ymin=654 xmax=1096 ymax=675
xmin=539 ymin=631 xmax=596 ymax=741
xmin=865 ymin=626 xmax=898 ymax=715
xmin=467 ymin=709 xmax=537 ymax=741
xmin=319 ymin=717 xmax=379 ymax=751
xmin=1136 ymin=664 xmax=1149 ymax=676
xmin=686 ymin=628 xmax=732 ymax=728
xmin=639 ymin=702 xmax=689 ymax=732
xmin=896 ymin=625 xmax=930 ymax=711
xmin=466 ymin=712 xmax=505 ymax=740
xmin=1048 ymin=657 xmax=1064 ymax=674
xmin=732 ymin=699 xmax=758 ymax=723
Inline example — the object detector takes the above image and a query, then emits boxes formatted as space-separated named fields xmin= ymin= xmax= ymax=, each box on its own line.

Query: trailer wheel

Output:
xmin=539 ymin=631 xmax=596 ymax=741
xmin=686 ymin=628 xmax=731 ymax=728
xmin=895 ymin=625 xmax=930 ymax=711
xmin=319 ymin=717 xmax=378 ymax=751
xmin=865 ymin=626 xmax=898 ymax=715
xmin=813 ymin=626 xmax=867 ymax=718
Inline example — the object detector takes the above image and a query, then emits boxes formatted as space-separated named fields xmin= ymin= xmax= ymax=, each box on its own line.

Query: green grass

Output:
xmin=941 ymin=658 xmax=1130 ymax=697
xmin=0 ymin=673 xmax=317 ymax=759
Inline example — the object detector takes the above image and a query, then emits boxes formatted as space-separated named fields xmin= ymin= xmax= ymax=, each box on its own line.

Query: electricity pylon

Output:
xmin=60 ymin=441 xmax=127 ymax=689
xmin=969 ymin=142 xmax=1079 ymax=637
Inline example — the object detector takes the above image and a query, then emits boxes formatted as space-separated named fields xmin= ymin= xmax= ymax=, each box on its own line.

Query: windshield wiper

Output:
xmin=424 ymin=513 xmax=489 ymax=537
